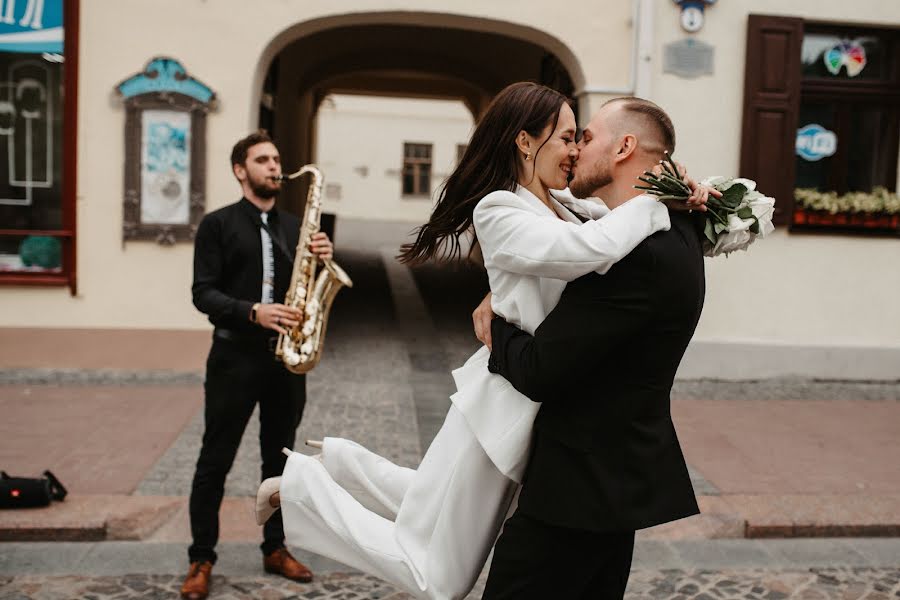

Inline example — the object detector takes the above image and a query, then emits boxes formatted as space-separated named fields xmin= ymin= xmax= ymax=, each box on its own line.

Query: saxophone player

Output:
xmin=182 ymin=131 xmax=333 ymax=600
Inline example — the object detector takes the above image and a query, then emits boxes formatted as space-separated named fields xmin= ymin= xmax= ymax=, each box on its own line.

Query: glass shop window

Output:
xmin=0 ymin=0 xmax=76 ymax=290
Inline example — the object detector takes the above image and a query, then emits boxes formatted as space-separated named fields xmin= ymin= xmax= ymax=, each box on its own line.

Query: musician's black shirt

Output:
xmin=192 ymin=197 xmax=300 ymax=337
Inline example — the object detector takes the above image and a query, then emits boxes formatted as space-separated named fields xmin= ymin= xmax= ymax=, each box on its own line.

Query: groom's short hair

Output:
xmin=603 ymin=97 xmax=675 ymax=155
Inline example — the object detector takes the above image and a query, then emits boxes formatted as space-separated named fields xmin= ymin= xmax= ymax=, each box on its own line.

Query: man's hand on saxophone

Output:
xmin=253 ymin=303 xmax=302 ymax=336
xmin=250 ymin=231 xmax=334 ymax=335
xmin=309 ymin=231 xmax=333 ymax=261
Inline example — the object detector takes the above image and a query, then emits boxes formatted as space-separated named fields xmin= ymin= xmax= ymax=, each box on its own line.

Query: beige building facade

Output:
xmin=315 ymin=94 xmax=473 ymax=223
xmin=0 ymin=0 xmax=898 ymax=378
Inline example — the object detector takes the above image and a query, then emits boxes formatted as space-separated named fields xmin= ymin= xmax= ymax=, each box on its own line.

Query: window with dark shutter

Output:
xmin=741 ymin=15 xmax=900 ymax=235
xmin=739 ymin=14 xmax=803 ymax=227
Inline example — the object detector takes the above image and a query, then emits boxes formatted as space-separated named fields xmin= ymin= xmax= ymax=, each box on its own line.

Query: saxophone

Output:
xmin=275 ymin=165 xmax=353 ymax=374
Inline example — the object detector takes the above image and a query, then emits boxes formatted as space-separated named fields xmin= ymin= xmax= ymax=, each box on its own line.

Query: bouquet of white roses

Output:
xmin=634 ymin=152 xmax=775 ymax=256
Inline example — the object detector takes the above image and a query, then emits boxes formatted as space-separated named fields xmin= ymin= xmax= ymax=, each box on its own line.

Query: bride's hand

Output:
xmin=472 ymin=292 xmax=495 ymax=351
xmin=650 ymin=161 xmax=717 ymax=212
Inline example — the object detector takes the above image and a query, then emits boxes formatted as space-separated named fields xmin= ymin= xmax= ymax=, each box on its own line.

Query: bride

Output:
xmin=257 ymin=82 xmax=708 ymax=599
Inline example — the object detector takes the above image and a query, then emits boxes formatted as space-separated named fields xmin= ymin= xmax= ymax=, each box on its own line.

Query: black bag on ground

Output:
xmin=0 ymin=470 xmax=67 ymax=508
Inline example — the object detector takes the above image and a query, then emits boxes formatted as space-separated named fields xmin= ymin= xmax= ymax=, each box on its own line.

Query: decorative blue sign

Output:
xmin=796 ymin=124 xmax=837 ymax=162
xmin=117 ymin=58 xmax=215 ymax=105
xmin=0 ymin=0 xmax=63 ymax=54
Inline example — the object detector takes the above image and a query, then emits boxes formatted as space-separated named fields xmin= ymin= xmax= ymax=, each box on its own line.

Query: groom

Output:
xmin=479 ymin=97 xmax=705 ymax=599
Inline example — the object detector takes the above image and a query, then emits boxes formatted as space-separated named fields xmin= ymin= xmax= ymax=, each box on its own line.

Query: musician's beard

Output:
xmin=249 ymin=175 xmax=281 ymax=199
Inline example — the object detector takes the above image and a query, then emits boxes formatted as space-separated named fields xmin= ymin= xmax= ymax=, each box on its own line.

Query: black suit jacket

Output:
xmin=488 ymin=211 xmax=705 ymax=533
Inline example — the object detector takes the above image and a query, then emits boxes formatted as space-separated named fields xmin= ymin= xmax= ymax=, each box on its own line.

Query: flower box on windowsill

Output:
xmin=792 ymin=207 xmax=900 ymax=232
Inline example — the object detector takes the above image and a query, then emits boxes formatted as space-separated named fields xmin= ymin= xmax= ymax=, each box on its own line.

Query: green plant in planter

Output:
xmin=794 ymin=187 xmax=900 ymax=215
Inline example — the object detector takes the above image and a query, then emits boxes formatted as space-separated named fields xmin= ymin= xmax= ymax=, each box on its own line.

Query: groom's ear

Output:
xmin=614 ymin=134 xmax=638 ymax=163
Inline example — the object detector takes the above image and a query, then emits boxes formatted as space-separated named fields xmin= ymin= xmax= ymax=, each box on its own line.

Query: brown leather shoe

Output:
xmin=180 ymin=561 xmax=212 ymax=600
xmin=263 ymin=547 xmax=313 ymax=582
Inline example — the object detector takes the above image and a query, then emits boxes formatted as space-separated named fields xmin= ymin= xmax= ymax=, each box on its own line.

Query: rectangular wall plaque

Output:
xmin=664 ymin=39 xmax=715 ymax=78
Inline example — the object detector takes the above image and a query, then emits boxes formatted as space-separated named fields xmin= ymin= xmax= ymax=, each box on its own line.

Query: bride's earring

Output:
xmin=524 ymin=152 xmax=531 ymax=161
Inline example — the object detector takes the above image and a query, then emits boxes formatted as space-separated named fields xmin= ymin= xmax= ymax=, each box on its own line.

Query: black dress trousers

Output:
xmin=482 ymin=512 xmax=635 ymax=600
xmin=188 ymin=335 xmax=306 ymax=563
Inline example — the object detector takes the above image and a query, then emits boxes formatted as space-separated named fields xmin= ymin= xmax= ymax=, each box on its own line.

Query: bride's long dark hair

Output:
xmin=398 ymin=82 xmax=569 ymax=264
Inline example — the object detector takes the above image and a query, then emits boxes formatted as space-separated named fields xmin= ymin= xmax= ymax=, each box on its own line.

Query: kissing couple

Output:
xmin=259 ymin=82 xmax=714 ymax=599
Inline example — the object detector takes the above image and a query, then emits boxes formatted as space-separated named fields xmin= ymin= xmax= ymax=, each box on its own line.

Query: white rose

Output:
xmin=731 ymin=178 xmax=757 ymax=192
xmin=743 ymin=190 xmax=764 ymax=201
xmin=727 ymin=214 xmax=753 ymax=232
xmin=749 ymin=196 xmax=776 ymax=237
xmin=710 ymin=229 xmax=752 ymax=255
xmin=700 ymin=175 xmax=728 ymax=187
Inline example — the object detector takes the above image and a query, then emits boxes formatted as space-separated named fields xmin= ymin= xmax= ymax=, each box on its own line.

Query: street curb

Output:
xmin=746 ymin=523 xmax=900 ymax=538
xmin=0 ymin=495 xmax=183 ymax=542
xmin=3 ymin=494 xmax=899 ymax=542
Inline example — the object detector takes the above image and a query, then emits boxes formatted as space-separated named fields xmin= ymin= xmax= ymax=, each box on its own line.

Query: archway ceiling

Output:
xmin=320 ymin=70 xmax=488 ymax=116
xmin=278 ymin=23 xmax=567 ymax=98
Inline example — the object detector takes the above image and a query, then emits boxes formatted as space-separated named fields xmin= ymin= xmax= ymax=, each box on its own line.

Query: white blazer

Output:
xmin=449 ymin=185 xmax=670 ymax=483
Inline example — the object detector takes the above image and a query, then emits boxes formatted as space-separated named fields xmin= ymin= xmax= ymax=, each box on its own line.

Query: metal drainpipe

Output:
xmin=574 ymin=0 xmax=655 ymax=104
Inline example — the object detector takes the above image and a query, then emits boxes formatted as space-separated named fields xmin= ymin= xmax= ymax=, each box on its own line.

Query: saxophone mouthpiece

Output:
xmin=270 ymin=175 xmax=287 ymax=182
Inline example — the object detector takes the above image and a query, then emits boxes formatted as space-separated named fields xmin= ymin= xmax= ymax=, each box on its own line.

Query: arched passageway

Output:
xmin=253 ymin=15 xmax=583 ymax=215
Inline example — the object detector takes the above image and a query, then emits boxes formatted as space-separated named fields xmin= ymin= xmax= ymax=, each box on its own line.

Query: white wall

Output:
xmin=315 ymin=94 xmax=473 ymax=223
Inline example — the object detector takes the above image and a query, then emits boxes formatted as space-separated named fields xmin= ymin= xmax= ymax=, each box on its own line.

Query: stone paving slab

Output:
xmin=7 ymin=492 xmax=898 ymax=543
xmin=674 ymin=399 xmax=900 ymax=496
xmin=136 ymin=380 xmax=422 ymax=499
xmin=0 ymin=496 xmax=182 ymax=542
xmin=4 ymin=370 xmax=898 ymax=400
xmin=3 ymin=539 xmax=899 ymax=574
xmin=2 ymin=568 xmax=898 ymax=599
xmin=2 ymin=540 xmax=899 ymax=599
xmin=0 ymin=385 xmax=200 ymax=496
xmin=730 ymin=494 xmax=900 ymax=538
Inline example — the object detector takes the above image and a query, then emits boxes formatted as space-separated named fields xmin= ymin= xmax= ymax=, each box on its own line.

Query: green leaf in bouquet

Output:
xmin=749 ymin=217 xmax=761 ymax=235
xmin=736 ymin=206 xmax=753 ymax=219
xmin=719 ymin=183 xmax=747 ymax=209
xmin=714 ymin=222 xmax=728 ymax=234
xmin=705 ymin=195 xmax=725 ymax=209
xmin=703 ymin=219 xmax=717 ymax=245
xmin=707 ymin=207 xmax=729 ymax=226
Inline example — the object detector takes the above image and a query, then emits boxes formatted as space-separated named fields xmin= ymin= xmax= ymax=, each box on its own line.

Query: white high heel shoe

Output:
xmin=281 ymin=444 xmax=324 ymax=464
xmin=255 ymin=477 xmax=281 ymax=525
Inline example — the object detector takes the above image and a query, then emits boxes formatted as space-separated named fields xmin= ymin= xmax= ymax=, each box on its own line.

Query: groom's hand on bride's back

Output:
xmin=473 ymin=292 xmax=495 ymax=350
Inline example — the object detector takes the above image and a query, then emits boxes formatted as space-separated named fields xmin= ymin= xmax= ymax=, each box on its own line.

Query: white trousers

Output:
xmin=280 ymin=406 xmax=517 ymax=600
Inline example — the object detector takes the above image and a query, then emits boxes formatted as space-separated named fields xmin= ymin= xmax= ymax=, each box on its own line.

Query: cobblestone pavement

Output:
xmin=2 ymin=567 xmax=898 ymax=599
xmin=2 ymin=539 xmax=898 ymax=599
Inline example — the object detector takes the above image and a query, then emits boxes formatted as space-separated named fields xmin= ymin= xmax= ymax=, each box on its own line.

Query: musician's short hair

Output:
xmin=231 ymin=130 xmax=275 ymax=167
xmin=604 ymin=97 xmax=675 ymax=154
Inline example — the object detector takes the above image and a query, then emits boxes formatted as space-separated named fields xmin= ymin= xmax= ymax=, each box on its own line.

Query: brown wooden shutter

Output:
xmin=739 ymin=15 xmax=803 ymax=226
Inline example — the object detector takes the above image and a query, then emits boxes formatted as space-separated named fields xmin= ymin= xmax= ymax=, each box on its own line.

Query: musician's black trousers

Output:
xmin=188 ymin=337 xmax=306 ymax=564
xmin=482 ymin=512 xmax=635 ymax=600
